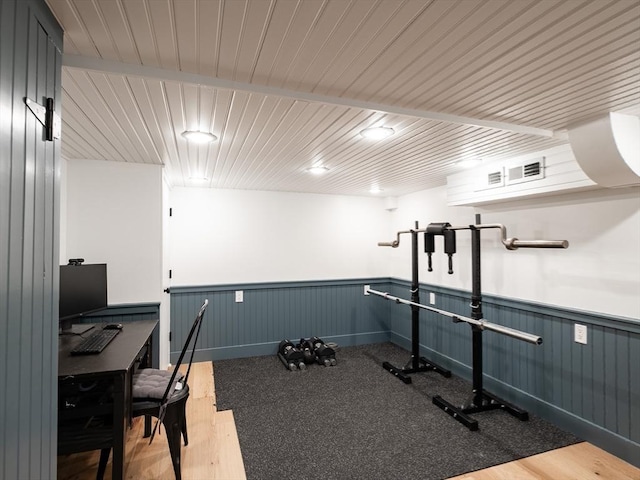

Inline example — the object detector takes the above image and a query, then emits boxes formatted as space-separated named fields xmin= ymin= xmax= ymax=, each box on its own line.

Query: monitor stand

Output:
xmin=69 ymin=324 xmax=95 ymax=335
xmin=59 ymin=316 xmax=96 ymax=335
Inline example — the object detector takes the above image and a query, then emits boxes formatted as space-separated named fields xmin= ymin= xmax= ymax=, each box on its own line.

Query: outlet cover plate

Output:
xmin=574 ymin=324 xmax=587 ymax=344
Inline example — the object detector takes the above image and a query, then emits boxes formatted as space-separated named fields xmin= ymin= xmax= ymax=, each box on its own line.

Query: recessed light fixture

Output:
xmin=182 ymin=130 xmax=218 ymax=144
xmin=189 ymin=176 xmax=209 ymax=183
xmin=369 ymin=186 xmax=383 ymax=194
xmin=306 ymin=166 xmax=329 ymax=175
xmin=455 ymin=158 xmax=483 ymax=168
xmin=360 ymin=126 xmax=395 ymax=140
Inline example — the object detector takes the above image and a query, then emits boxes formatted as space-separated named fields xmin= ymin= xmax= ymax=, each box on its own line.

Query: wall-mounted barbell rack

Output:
xmin=374 ymin=214 xmax=568 ymax=430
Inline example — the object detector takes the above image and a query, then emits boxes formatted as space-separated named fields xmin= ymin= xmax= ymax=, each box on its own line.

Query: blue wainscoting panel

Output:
xmin=82 ymin=303 xmax=161 ymax=368
xmin=83 ymin=303 xmax=160 ymax=323
xmin=169 ymin=276 xmax=639 ymax=466
xmin=170 ymin=279 xmax=390 ymax=362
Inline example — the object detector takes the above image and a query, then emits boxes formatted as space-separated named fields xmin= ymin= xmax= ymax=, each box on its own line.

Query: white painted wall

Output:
xmin=388 ymin=185 xmax=640 ymax=319
xmin=64 ymin=160 xmax=163 ymax=305
xmin=61 ymin=157 xmax=638 ymax=344
xmin=168 ymin=187 xmax=391 ymax=285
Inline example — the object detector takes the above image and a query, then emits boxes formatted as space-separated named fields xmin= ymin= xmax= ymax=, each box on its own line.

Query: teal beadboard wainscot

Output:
xmin=81 ymin=303 xmax=160 ymax=368
xmin=169 ymin=278 xmax=391 ymax=362
xmin=169 ymin=278 xmax=638 ymax=467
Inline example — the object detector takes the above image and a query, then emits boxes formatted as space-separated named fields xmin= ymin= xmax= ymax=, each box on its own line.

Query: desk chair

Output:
xmin=98 ymin=299 xmax=208 ymax=480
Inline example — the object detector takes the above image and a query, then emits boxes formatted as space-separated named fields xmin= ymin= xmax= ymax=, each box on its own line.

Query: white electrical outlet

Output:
xmin=364 ymin=285 xmax=370 ymax=295
xmin=429 ymin=292 xmax=436 ymax=305
xmin=574 ymin=324 xmax=587 ymax=345
xmin=235 ymin=290 xmax=243 ymax=303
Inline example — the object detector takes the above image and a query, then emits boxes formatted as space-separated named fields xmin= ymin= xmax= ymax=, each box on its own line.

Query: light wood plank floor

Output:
xmin=57 ymin=362 xmax=246 ymax=480
xmin=58 ymin=362 xmax=639 ymax=480
xmin=448 ymin=442 xmax=640 ymax=480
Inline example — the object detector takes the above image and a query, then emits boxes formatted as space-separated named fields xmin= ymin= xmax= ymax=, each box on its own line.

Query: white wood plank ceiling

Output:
xmin=46 ymin=0 xmax=640 ymax=197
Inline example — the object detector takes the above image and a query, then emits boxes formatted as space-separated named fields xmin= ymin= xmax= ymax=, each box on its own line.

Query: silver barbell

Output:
xmin=367 ymin=288 xmax=542 ymax=345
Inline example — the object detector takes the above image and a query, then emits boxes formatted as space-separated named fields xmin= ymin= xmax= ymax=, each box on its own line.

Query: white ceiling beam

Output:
xmin=63 ymin=54 xmax=558 ymax=138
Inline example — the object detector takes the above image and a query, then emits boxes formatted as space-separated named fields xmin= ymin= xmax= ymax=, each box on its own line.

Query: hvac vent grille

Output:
xmin=488 ymin=171 xmax=503 ymax=185
xmin=475 ymin=167 xmax=504 ymax=191
xmin=524 ymin=162 xmax=541 ymax=177
xmin=506 ymin=157 xmax=545 ymax=185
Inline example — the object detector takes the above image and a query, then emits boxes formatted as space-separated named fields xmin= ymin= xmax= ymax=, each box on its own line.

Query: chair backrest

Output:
xmin=159 ymin=299 xmax=208 ymax=404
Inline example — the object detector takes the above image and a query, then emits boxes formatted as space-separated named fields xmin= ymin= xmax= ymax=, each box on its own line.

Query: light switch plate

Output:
xmin=235 ymin=290 xmax=243 ymax=303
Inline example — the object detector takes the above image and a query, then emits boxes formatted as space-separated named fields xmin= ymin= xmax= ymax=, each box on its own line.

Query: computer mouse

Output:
xmin=104 ymin=323 xmax=123 ymax=330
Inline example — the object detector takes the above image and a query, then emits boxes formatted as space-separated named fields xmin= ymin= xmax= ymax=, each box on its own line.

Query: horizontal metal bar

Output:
xmin=511 ymin=239 xmax=569 ymax=249
xmin=367 ymin=288 xmax=542 ymax=345
xmin=377 ymin=229 xmax=422 ymax=248
xmin=446 ymin=223 xmax=568 ymax=250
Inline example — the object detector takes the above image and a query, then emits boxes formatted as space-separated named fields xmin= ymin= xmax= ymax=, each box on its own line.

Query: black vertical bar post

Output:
xmin=410 ymin=221 xmax=420 ymax=369
xmin=382 ymin=222 xmax=451 ymax=383
xmin=470 ymin=213 xmax=484 ymax=407
xmin=434 ymin=214 xmax=530 ymax=427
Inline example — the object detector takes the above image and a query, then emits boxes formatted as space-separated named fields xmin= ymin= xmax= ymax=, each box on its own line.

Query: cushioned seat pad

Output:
xmin=133 ymin=368 xmax=185 ymax=400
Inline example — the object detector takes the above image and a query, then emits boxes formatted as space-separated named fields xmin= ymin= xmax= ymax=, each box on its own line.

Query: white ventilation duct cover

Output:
xmin=568 ymin=112 xmax=640 ymax=188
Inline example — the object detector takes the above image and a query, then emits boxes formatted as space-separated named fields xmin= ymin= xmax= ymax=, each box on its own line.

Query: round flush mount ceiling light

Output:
xmin=306 ymin=165 xmax=330 ymax=175
xmin=359 ymin=126 xmax=395 ymax=140
xmin=181 ymin=130 xmax=218 ymax=144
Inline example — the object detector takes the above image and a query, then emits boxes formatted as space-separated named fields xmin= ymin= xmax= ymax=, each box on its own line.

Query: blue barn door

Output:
xmin=0 ymin=0 xmax=63 ymax=478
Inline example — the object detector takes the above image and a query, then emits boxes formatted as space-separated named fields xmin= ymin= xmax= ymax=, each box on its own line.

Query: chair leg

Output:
xmin=96 ymin=448 xmax=110 ymax=480
xmin=181 ymin=400 xmax=188 ymax=446
xmin=163 ymin=408 xmax=184 ymax=480
xmin=143 ymin=414 xmax=152 ymax=438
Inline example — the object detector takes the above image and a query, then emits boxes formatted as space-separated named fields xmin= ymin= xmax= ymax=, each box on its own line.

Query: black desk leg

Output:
xmin=112 ymin=373 xmax=126 ymax=480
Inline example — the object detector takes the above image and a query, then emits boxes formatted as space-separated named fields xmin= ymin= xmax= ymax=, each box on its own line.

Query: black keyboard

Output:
xmin=71 ymin=329 xmax=120 ymax=355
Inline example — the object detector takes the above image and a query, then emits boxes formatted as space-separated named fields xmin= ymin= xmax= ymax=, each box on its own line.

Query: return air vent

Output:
xmin=506 ymin=157 xmax=545 ymax=185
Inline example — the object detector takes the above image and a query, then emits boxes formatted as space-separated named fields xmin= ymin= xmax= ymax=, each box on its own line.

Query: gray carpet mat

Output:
xmin=214 ymin=342 xmax=580 ymax=480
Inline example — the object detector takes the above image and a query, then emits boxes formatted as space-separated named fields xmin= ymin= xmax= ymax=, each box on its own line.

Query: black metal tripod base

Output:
xmin=382 ymin=356 xmax=451 ymax=384
xmin=433 ymin=389 xmax=529 ymax=431
xmin=432 ymin=395 xmax=479 ymax=431
xmin=464 ymin=390 xmax=529 ymax=420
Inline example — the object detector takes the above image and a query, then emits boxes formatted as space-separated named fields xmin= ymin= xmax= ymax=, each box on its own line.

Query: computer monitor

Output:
xmin=59 ymin=263 xmax=108 ymax=332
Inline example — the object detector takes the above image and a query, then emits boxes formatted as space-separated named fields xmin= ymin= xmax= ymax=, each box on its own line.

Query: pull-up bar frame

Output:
xmin=375 ymin=214 xmax=568 ymax=430
xmin=378 ymin=221 xmax=452 ymax=385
